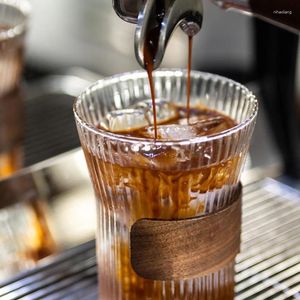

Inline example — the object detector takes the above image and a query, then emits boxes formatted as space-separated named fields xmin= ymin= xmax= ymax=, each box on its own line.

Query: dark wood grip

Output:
xmin=130 ymin=186 xmax=242 ymax=281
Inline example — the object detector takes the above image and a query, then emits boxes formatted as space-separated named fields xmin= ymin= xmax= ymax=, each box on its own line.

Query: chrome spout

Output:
xmin=113 ymin=0 xmax=203 ymax=69
xmin=112 ymin=0 xmax=143 ymax=23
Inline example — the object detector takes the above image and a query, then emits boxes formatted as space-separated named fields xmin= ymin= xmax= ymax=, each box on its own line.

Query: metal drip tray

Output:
xmin=1 ymin=177 xmax=299 ymax=299
xmin=23 ymin=74 xmax=96 ymax=166
xmin=236 ymin=179 xmax=300 ymax=300
xmin=0 ymin=69 xmax=299 ymax=298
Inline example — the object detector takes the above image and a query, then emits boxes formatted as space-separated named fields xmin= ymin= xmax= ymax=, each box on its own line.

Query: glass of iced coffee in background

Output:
xmin=0 ymin=88 xmax=23 ymax=177
xmin=0 ymin=0 xmax=29 ymax=96
xmin=0 ymin=0 xmax=30 ymax=178
xmin=74 ymin=69 xmax=258 ymax=300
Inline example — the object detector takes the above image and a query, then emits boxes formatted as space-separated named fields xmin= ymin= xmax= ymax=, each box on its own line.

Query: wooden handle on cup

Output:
xmin=130 ymin=184 xmax=242 ymax=281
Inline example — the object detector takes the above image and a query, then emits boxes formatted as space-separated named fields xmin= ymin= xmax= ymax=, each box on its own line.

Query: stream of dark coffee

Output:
xmin=143 ymin=1 xmax=165 ymax=139
xmin=143 ymin=0 xmax=194 ymax=139
xmin=186 ymin=35 xmax=193 ymax=122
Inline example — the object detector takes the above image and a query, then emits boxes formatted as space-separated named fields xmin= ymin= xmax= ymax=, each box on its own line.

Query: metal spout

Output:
xmin=113 ymin=0 xmax=203 ymax=70
xmin=134 ymin=0 xmax=203 ymax=69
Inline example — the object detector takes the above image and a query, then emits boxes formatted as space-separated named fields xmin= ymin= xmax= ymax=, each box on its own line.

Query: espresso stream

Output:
xmin=143 ymin=0 xmax=166 ymax=139
xmin=186 ymin=35 xmax=193 ymax=120
xmin=143 ymin=0 xmax=195 ymax=138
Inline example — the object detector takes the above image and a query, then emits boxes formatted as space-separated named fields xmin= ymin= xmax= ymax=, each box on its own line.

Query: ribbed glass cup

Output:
xmin=0 ymin=0 xmax=30 ymax=96
xmin=74 ymin=69 xmax=258 ymax=300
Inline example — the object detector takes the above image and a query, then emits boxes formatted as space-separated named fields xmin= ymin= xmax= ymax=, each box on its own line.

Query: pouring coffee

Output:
xmin=113 ymin=0 xmax=299 ymax=70
xmin=73 ymin=0 xmax=299 ymax=299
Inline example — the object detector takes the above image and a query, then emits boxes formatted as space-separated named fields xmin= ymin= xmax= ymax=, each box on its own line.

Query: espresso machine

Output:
xmin=112 ymin=0 xmax=299 ymax=68
xmin=0 ymin=0 xmax=300 ymax=298
xmin=113 ymin=0 xmax=300 ymax=179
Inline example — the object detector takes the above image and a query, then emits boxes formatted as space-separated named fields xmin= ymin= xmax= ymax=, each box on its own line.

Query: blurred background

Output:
xmin=0 ymin=0 xmax=299 ymax=287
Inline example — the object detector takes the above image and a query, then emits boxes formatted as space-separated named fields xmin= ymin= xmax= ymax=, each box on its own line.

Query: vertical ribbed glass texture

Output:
xmin=0 ymin=0 xmax=30 ymax=96
xmin=74 ymin=70 xmax=258 ymax=300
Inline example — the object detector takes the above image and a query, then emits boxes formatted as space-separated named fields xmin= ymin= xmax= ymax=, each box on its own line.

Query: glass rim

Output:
xmin=73 ymin=69 xmax=258 ymax=146
xmin=0 ymin=0 xmax=31 ymax=41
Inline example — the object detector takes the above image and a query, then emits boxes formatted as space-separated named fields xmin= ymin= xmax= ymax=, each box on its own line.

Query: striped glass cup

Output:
xmin=74 ymin=70 xmax=258 ymax=300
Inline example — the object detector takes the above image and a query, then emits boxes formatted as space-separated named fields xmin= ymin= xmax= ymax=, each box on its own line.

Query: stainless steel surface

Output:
xmin=0 ymin=148 xmax=95 ymax=244
xmin=236 ymin=178 xmax=300 ymax=299
xmin=0 ymin=177 xmax=299 ymax=299
xmin=236 ymin=179 xmax=300 ymax=299
xmin=112 ymin=0 xmax=142 ymax=23
xmin=212 ymin=0 xmax=250 ymax=10
xmin=0 ymin=148 xmax=95 ymax=280
xmin=20 ymin=74 xmax=95 ymax=169
xmin=0 ymin=69 xmax=99 ymax=178
xmin=112 ymin=0 xmax=250 ymax=22
xmin=134 ymin=0 xmax=202 ymax=69
xmin=0 ymin=240 xmax=98 ymax=300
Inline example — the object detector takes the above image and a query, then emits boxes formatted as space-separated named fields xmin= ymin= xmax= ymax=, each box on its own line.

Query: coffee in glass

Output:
xmin=74 ymin=70 xmax=257 ymax=299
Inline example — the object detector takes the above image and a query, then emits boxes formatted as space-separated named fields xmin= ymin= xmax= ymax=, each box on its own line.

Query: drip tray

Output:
xmin=1 ymin=177 xmax=299 ymax=299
